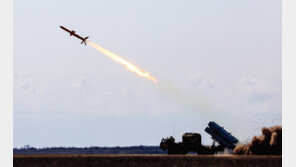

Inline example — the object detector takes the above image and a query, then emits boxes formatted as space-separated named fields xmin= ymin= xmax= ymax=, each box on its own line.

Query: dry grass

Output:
xmin=14 ymin=154 xmax=282 ymax=167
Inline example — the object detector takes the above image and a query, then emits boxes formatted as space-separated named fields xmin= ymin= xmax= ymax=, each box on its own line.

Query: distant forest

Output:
xmin=13 ymin=146 xmax=167 ymax=154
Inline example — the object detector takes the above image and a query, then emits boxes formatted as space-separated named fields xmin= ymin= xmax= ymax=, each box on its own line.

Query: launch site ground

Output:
xmin=14 ymin=154 xmax=282 ymax=167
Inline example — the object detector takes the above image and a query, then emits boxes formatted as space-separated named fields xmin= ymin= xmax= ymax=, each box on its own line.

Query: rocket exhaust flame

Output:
xmin=87 ymin=41 xmax=157 ymax=83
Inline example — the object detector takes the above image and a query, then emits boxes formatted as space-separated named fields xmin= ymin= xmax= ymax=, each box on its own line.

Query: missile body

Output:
xmin=60 ymin=26 xmax=89 ymax=45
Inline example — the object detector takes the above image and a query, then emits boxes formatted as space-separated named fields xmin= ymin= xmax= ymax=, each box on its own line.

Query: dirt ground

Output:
xmin=14 ymin=154 xmax=282 ymax=167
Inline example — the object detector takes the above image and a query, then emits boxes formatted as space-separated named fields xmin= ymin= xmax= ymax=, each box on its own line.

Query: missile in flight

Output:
xmin=60 ymin=26 xmax=89 ymax=45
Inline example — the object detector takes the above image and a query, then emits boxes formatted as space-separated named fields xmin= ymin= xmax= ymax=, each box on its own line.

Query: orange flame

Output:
xmin=87 ymin=41 xmax=157 ymax=83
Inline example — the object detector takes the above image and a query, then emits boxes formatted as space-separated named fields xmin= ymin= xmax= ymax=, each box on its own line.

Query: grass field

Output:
xmin=14 ymin=154 xmax=282 ymax=167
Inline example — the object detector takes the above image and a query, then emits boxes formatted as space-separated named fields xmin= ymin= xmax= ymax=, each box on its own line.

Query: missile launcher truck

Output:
xmin=160 ymin=121 xmax=238 ymax=155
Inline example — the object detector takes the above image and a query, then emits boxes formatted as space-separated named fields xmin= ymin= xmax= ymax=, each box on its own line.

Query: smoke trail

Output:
xmin=156 ymin=79 xmax=216 ymax=119
xmin=87 ymin=41 xmax=157 ymax=83
xmin=87 ymin=40 xmax=215 ymax=120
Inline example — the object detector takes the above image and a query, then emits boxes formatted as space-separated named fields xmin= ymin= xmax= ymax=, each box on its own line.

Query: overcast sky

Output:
xmin=14 ymin=0 xmax=281 ymax=147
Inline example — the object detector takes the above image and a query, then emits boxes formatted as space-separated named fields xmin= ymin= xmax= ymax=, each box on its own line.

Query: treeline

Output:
xmin=13 ymin=146 xmax=167 ymax=154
